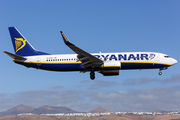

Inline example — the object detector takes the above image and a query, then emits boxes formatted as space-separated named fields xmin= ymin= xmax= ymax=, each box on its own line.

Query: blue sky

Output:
xmin=0 ymin=0 xmax=180 ymax=112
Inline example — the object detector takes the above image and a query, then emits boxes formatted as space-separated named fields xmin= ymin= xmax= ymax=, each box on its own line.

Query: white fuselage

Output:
xmin=14 ymin=52 xmax=177 ymax=72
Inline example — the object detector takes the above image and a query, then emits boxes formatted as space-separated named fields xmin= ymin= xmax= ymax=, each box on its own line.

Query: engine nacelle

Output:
xmin=100 ymin=70 xmax=119 ymax=76
xmin=102 ymin=61 xmax=121 ymax=70
xmin=100 ymin=61 xmax=120 ymax=76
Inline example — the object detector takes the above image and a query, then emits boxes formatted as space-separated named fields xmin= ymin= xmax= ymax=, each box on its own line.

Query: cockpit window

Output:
xmin=164 ymin=56 xmax=170 ymax=58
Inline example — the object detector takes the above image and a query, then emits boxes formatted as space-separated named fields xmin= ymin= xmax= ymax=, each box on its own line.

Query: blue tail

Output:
xmin=8 ymin=27 xmax=50 ymax=56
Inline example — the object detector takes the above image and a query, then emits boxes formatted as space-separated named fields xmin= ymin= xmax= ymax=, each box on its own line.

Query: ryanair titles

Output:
xmin=94 ymin=53 xmax=155 ymax=61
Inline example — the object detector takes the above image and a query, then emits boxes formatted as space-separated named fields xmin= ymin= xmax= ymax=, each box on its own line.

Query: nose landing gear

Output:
xmin=158 ymin=71 xmax=162 ymax=75
xmin=158 ymin=67 xmax=168 ymax=75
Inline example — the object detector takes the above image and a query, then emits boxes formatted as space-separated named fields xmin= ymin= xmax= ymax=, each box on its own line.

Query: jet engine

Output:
xmin=100 ymin=61 xmax=121 ymax=76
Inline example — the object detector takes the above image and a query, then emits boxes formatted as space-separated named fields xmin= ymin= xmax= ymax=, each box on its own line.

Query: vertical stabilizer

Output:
xmin=8 ymin=27 xmax=50 ymax=56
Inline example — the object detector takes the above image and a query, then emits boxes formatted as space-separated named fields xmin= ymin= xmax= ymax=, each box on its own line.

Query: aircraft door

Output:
xmin=156 ymin=54 xmax=160 ymax=62
xmin=37 ymin=57 xmax=41 ymax=66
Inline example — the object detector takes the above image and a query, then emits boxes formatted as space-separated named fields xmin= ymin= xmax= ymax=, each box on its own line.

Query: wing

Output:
xmin=60 ymin=31 xmax=103 ymax=69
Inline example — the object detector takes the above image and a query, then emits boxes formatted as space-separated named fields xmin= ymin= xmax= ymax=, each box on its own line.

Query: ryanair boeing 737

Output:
xmin=3 ymin=27 xmax=177 ymax=80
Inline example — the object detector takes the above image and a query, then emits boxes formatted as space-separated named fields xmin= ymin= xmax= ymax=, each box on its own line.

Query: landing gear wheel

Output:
xmin=90 ymin=71 xmax=95 ymax=80
xmin=159 ymin=71 xmax=162 ymax=75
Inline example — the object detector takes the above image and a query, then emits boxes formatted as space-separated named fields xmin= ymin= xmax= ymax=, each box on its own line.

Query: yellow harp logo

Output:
xmin=15 ymin=38 xmax=26 ymax=53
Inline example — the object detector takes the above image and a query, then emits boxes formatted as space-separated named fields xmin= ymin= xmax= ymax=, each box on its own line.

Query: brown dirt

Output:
xmin=0 ymin=114 xmax=180 ymax=120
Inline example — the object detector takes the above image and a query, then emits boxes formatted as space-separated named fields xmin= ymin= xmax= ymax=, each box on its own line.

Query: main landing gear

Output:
xmin=90 ymin=70 xmax=95 ymax=80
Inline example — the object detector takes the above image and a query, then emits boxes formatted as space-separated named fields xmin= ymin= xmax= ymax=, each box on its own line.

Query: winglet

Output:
xmin=60 ymin=31 xmax=73 ymax=45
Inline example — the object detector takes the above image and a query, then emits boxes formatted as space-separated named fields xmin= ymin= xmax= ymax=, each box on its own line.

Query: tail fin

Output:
xmin=8 ymin=27 xmax=50 ymax=56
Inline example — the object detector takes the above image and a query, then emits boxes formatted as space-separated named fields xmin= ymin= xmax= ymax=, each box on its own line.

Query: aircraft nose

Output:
xmin=172 ymin=58 xmax=177 ymax=65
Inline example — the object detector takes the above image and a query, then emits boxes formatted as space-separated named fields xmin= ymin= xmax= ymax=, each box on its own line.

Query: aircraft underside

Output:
xmin=14 ymin=60 xmax=170 ymax=80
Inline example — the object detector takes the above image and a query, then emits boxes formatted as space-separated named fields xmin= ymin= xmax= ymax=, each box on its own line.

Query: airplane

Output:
xmin=3 ymin=27 xmax=177 ymax=80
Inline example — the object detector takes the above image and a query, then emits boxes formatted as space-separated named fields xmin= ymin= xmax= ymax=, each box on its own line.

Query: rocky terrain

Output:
xmin=0 ymin=104 xmax=110 ymax=117
xmin=1 ymin=104 xmax=180 ymax=120
xmin=0 ymin=104 xmax=35 ymax=117
xmin=89 ymin=107 xmax=112 ymax=113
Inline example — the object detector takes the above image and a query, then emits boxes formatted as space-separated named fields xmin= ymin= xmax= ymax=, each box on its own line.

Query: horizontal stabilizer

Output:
xmin=3 ymin=51 xmax=27 ymax=60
